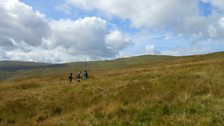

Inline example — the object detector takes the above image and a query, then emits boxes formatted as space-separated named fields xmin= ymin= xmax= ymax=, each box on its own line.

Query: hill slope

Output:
xmin=0 ymin=61 xmax=49 ymax=71
xmin=0 ymin=61 xmax=68 ymax=80
xmin=0 ymin=52 xmax=224 ymax=126
xmin=0 ymin=61 xmax=49 ymax=80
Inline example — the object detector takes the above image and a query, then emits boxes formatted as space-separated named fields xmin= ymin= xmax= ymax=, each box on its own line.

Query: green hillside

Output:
xmin=0 ymin=61 xmax=68 ymax=80
xmin=0 ymin=52 xmax=224 ymax=126
xmin=0 ymin=61 xmax=48 ymax=80
xmin=0 ymin=61 xmax=49 ymax=71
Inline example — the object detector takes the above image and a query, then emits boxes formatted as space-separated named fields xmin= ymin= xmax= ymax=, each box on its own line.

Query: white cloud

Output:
xmin=212 ymin=0 xmax=224 ymax=10
xmin=0 ymin=0 xmax=133 ymax=63
xmin=46 ymin=17 xmax=132 ymax=60
xmin=1 ymin=0 xmax=224 ymax=63
xmin=67 ymin=0 xmax=199 ymax=28
xmin=47 ymin=17 xmax=113 ymax=58
xmin=145 ymin=45 xmax=160 ymax=55
xmin=1 ymin=16 xmax=132 ymax=62
xmin=67 ymin=0 xmax=224 ymax=42
xmin=55 ymin=3 xmax=72 ymax=14
xmin=219 ymin=17 xmax=224 ymax=28
xmin=160 ymin=46 xmax=215 ymax=56
xmin=145 ymin=45 xmax=155 ymax=53
xmin=105 ymin=29 xmax=132 ymax=51
xmin=4 ymin=46 xmax=90 ymax=63
xmin=201 ymin=0 xmax=210 ymax=3
xmin=0 ymin=0 xmax=49 ymax=47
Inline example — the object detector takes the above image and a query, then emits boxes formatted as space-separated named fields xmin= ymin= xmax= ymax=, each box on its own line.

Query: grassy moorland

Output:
xmin=0 ymin=52 xmax=224 ymax=126
xmin=0 ymin=61 xmax=49 ymax=80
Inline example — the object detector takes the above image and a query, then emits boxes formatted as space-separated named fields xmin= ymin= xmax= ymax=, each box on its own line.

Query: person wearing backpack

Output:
xmin=83 ymin=70 xmax=88 ymax=80
xmin=76 ymin=71 xmax=81 ymax=82
xmin=68 ymin=73 xmax=73 ymax=83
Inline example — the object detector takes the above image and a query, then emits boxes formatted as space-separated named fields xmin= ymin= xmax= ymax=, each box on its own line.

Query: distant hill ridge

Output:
xmin=0 ymin=51 xmax=224 ymax=72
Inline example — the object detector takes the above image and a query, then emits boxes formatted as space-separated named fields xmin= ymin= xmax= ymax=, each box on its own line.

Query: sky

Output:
xmin=0 ymin=0 xmax=224 ymax=63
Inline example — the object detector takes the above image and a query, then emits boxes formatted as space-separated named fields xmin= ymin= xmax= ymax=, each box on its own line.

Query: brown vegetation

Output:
xmin=0 ymin=52 xmax=224 ymax=126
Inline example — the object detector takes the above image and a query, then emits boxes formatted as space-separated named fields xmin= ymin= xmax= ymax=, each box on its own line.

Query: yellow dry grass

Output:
xmin=0 ymin=52 xmax=224 ymax=126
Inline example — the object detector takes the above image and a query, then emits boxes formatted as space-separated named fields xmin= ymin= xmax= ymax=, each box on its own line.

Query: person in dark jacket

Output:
xmin=68 ymin=73 xmax=73 ymax=83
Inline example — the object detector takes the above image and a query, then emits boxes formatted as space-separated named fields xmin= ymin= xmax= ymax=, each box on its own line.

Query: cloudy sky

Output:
xmin=0 ymin=0 xmax=224 ymax=63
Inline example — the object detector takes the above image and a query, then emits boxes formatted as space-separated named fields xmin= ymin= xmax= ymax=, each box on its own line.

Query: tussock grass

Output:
xmin=0 ymin=52 xmax=224 ymax=126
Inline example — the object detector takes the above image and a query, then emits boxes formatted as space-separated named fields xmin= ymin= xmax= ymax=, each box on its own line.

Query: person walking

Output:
xmin=76 ymin=71 xmax=81 ymax=82
xmin=83 ymin=70 xmax=88 ymax=80
xmin=68 ymin=73 xmax=73 ymax=83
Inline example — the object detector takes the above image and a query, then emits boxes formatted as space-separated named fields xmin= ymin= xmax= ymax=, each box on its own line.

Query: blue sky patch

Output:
xmin=198 ymin=1 xmax=212 ymax=17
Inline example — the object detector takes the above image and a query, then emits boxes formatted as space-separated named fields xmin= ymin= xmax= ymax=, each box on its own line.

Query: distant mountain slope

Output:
xmin=0 ymin=52 xmax=223 ymax=80
xmin=0 ymin=61 xmax=68 ymax=80
xmin=0 ymin=61 xmax=49 ymax=72
xmin=0 ymin=55 xmax=174 ymax=80
xmin=0 ymin=61 xmax=47 ymax=80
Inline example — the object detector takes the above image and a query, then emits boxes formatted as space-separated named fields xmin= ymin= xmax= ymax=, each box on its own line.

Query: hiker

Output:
xmin=83 ymin=70 xmax=88 ymax=80
xmin=68 ymin=73 xmax=73 ymax=83
xmin=76 ymin=71 xmax=81 ymax=82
